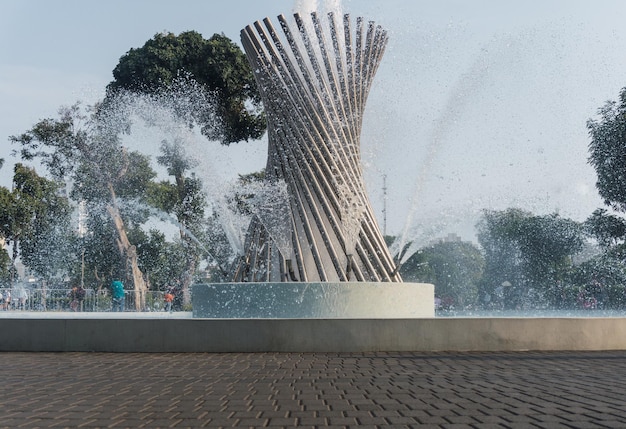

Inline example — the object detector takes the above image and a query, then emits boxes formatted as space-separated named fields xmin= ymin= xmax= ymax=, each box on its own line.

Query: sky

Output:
xmin=2 ymin=0 xmax=626 ymax=245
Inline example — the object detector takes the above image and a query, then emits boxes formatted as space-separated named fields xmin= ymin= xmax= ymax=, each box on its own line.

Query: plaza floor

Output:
xmin=1 ymin=350 xmax=625 ymax=428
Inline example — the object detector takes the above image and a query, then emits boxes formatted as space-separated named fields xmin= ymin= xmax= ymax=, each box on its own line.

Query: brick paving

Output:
xmin=1 ymin=351 xmax=626 ymax=428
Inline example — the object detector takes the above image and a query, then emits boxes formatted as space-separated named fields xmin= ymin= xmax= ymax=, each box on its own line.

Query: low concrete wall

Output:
xmin=2 ymin=317 xmax=626 ymax=352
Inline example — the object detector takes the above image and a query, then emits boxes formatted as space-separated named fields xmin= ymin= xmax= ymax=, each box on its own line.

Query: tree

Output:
xmin=106 ymin=31 xmax=265 ymax=145
xmin=582 ymin=87 xmax=626 ymax=309
xmin=400 ymin=239 xmax=484 ymax=309
xmin=12 ymin=164 xmax=73 ymax=283
xmin=584 ymin=208 xmax=626 ymax=250
xmin=147 ymin=140 xmax=208 ymax=304
xmin=477 ymin=209 xmax=584 ymax=309
xmin=0 ymin=185 xmax=18 ymax=283
xmin=0 ymin=158 xmax=11 ymax=284
xmin=0 ymin=247 xmax=9 ymax=286
xmin=10 ymin=103 xmax=157 ymax=309
xmin=0 ymin=186 xmax=17 ymax=282
xmin=79 ymin=209 xmax=124 ymax=290
xmin=476 ymin=209 xmax=527 ymax=308
xmin=130 ymin=228 xmax=187 ymax=292
xmin=588 ymin=87 xmax=626 ymax=212
xmin=0 ymin=164 xmax=73 ymax=285
xmin=106 ymin=31 xmax=266 ymax=297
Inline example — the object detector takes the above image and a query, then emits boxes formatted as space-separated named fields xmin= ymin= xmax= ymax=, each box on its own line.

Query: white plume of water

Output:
xmin=213 ymin=195 xmax=248 ymax=256
xmin=246 ymin=180 xmax=294 ymax=259
xmin=391 ymin=45 xmax=494 ymax=264
xmin=290 ymin=0 xmax=344 ymax=82
xmin=293 ymin=0 xmax=317 ymax=14
xmin=95 ymin=80 xmax=257 ymax=261
xmin=293 ymin=0 xmax=343 ymax=16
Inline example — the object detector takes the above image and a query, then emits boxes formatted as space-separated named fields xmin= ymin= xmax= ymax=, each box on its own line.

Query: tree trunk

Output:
xmin=180 ymin=237 xmax=198 ymax=306
xmin=106 ymin=184 xmax=148 ymax=311
xmin=11 ymin=237 xmax=18 ymax=286
xmin=175 ymin=172 xmax=197 ymax=307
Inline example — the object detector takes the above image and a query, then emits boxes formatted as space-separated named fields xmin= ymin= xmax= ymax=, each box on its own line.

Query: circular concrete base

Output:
xmin=192 ymin=282 xmax=435 ymax=319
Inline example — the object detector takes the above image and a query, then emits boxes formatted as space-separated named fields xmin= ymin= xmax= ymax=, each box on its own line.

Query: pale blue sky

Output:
xmin=1 ymin=0 xmax=626 ymax=240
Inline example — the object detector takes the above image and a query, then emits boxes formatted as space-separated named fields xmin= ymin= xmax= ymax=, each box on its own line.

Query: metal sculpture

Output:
xmin=232 ymin=12 xmax=401 ymax=283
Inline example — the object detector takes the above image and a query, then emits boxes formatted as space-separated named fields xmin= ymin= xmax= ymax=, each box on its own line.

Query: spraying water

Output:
xmin=389 ymin=35 xmax=526 ymax=265
xmin=90 ymin=80 xmax=264 ymax=269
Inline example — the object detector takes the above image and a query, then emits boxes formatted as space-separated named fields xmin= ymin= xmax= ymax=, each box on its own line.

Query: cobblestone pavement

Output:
xmin=1 ymin=351 xmax=626 ymax=428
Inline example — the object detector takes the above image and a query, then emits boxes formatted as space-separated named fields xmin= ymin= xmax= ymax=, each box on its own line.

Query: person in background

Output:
xmin=172 ymin=281 xmax=183 ymax=311
xmin=3 ymin=289 xmax=10 ymax=310
xmin=164 ymin=286 xmax=174 ymax=313
xmin=111 ymin=279 xmax=125 ymax=312
xmin=69 ymin=285 xmax=80 ymax=311
xmin=70 ymin=284 xmax=86 ymax=312
xmin=76 ymin=285 xmax=86 ymax=311
xmin=14 ymin=284 xmax=28 ymax=310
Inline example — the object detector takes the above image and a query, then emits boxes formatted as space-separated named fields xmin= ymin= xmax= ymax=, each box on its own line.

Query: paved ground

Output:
xmin=1 ymin=351 xmax=626 ymax=428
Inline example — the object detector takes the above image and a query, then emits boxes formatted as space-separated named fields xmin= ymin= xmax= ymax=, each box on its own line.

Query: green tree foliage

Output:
xmin=0 ymin=178 xmax=9 ymax=284
xmin=0 ymin=186 xmax=17 ymax=283
xmin=569 ymin=255 xmax=626 ymax=309
xmin=106 ymin=30 xmax=265 ymax=296
xmin=476 ymin=209 xmax=527 ymax=307
xmin=0 ymin=164 xmax=72 ymax=284
xmin=584 ymin=208 xmax=626 ymax=250
xmin=400 ymin=240 xmax=484 ymax=309
xmin=588 ymin=88 xmax=626 ymax=212
xmin=0 ymin=186 xmax=17 ymax=271
xmin=586 ymin=89 xmax=626 ymax=258
xmin=78 ymin=210 xmax=124 ymax=289
xmin=477 ymin=208 xmax=584 ymax=309
xmin=229 ymin=169 xmax=266 ymax=215
xmin=12 ymin=164 xmax=73 ymax=282
xmin=575 ymin=86 xmax=626 ymax=310
xmin=107 ymin=31 xmax=265 ymax=145
xmin=9 ymin=103 xmax=154 ymax=193
xmin=127 ymin=228 xmax=187 ymax=291
xmin=0 ymin=247 xmax=10 ymax=286
xmin=10 ymin=103 xmax=157 ymax=305
xmin=147 ymin=140 xmax=208 ymax=302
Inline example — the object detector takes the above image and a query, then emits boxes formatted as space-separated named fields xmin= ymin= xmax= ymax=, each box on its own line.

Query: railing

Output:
xmin=0 ymin=288 xmax=178 ymax=312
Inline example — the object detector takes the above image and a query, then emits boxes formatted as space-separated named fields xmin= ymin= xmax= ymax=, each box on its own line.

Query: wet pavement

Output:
xmin=1 ymin=351 xmax=626 ymax=428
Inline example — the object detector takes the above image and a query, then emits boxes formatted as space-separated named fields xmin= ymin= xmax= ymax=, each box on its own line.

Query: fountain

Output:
xmin=6 ymin=4 xmax=626 ymax=354
xmin=192 ymin=11 xmax=434 ymax=318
